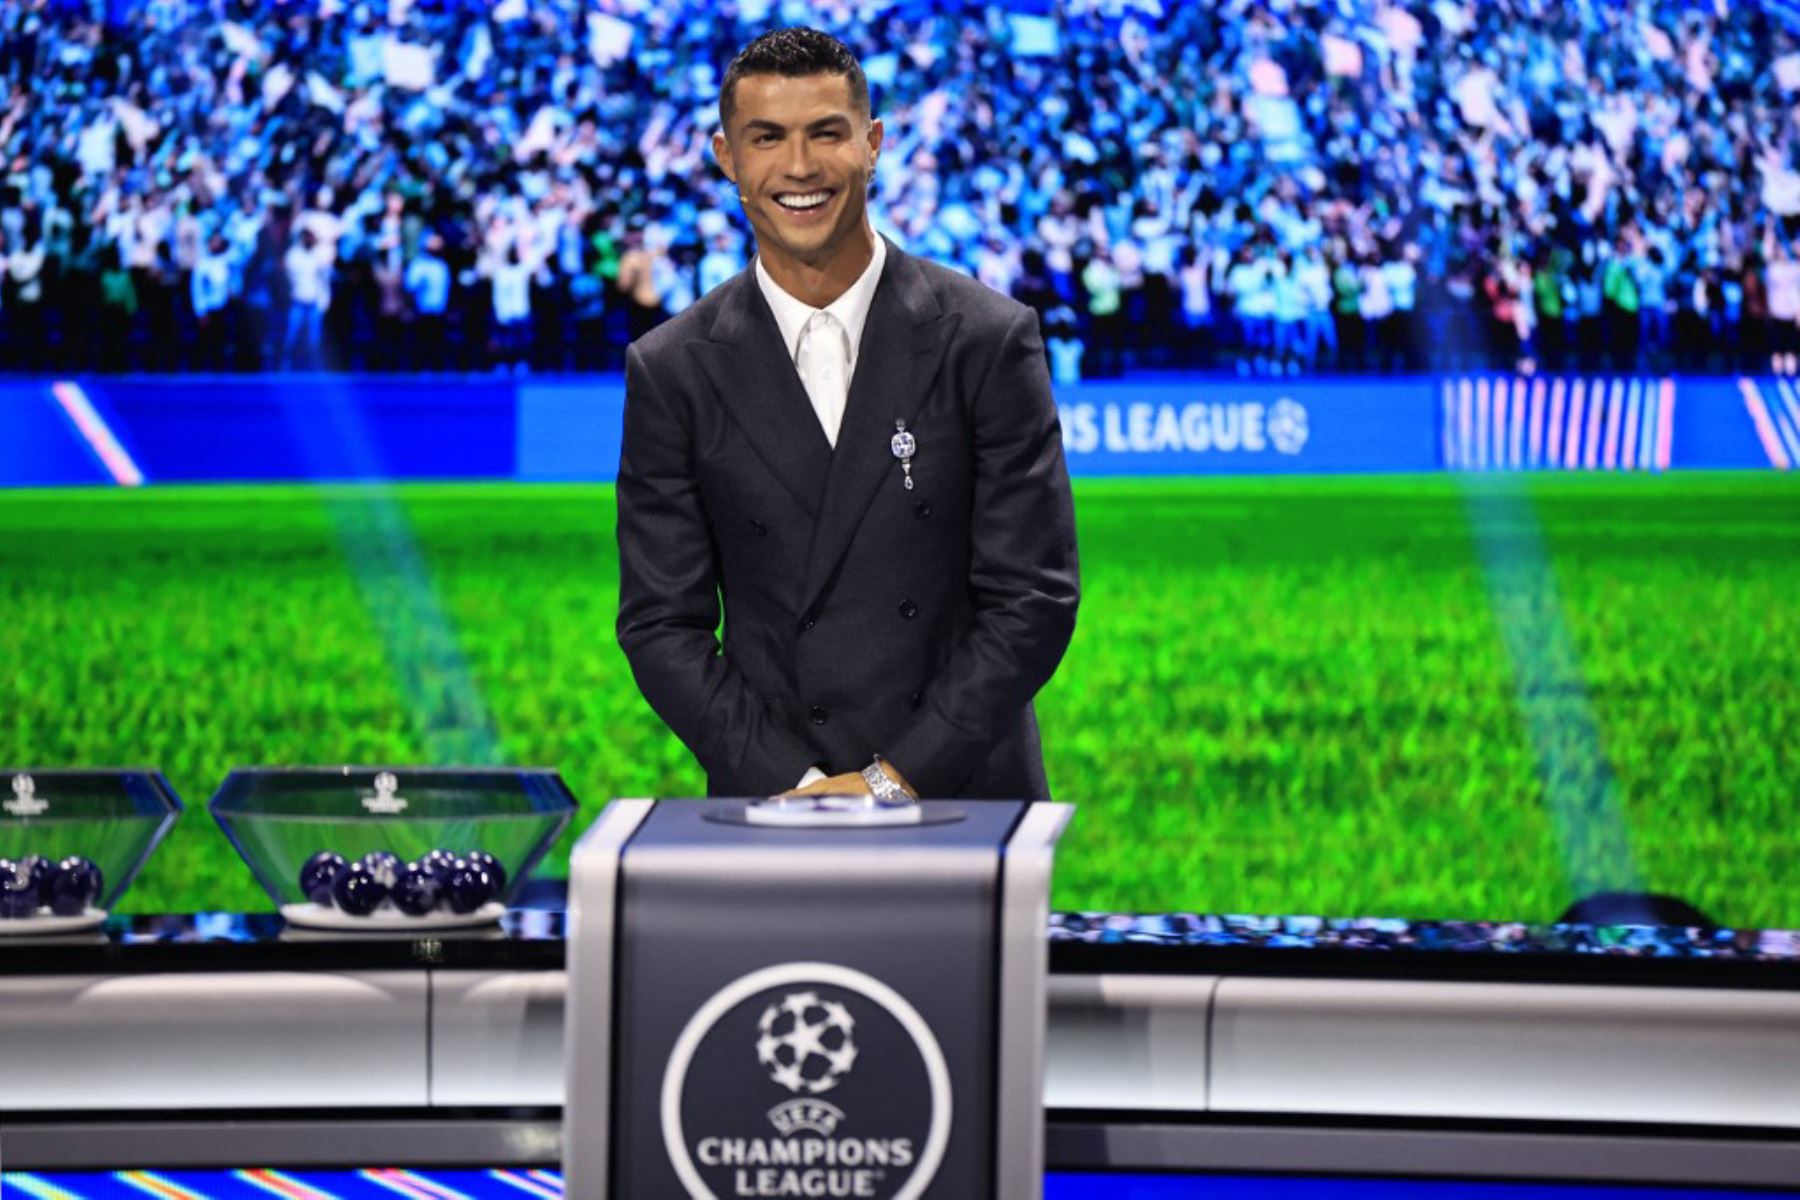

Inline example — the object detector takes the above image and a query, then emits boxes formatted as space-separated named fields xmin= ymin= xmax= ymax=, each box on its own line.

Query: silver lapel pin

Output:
xmin=890 ymin=419 xmax=916 ymax=490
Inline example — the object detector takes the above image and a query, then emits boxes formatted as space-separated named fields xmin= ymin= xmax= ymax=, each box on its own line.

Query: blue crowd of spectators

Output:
xmin=4 ymin=0 xmax=1800 ymax=378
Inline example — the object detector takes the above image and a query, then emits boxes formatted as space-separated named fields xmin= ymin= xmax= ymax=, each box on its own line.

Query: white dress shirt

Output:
xmin=754 ymin=234 xmax=886 ymax=448
xmin=754 ymin=236 xmax=887 ymax=788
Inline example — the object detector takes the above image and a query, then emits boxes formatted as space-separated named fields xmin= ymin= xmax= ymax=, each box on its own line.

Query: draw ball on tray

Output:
xmin=391 ymin=862 xmax=444 ymax=916
xmin=0 ymin=859 xmax=38 ymax=918
xmin=463 ymin=850 xmax=506 ymax=895
xmin=359 ymin=850 xmax=402 ymax=889
xmin=299 ymin=851 xmax=347 ymax=906
xmin=47 ymin=856 xmax=103 ymax=917
xmin=444 ymin=859 xmax=495 ymax=915
xmin=418 ymin=848 xmax=459 ymax=882
xmin=330 ymin=862 xmax=387 ymax=916
xmin=18 ymin=854 xmax=53 ymax=901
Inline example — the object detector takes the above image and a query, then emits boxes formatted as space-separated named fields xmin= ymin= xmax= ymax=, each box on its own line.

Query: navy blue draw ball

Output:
xmin=391 ymin=862 xmax=444 ymax=916
xmin=47 ymin=856 xmax=103 ymax=917
xmin=360 ymin=850 xmax=402 ymax=889
xmin=330 ymin=862 xmax=387 ymax=916
xmin=443 ymin=859 xmax=495 ymax=914
xmin=19 ymin=854 xmax=52 ymax=901
xmin=0 ymin=858 xmax=37 ymax=918
xmin=418 ymin=848 xmax=459 ymax=882
xmin=299 ymin=851 xmax=347 ymax=906
xmin=463 ymin=850 xmax=506 ymax=897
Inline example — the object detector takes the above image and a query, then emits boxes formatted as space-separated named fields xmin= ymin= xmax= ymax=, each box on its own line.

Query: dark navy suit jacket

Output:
xmin=615 ymin=239 xmax=1079 ymax=799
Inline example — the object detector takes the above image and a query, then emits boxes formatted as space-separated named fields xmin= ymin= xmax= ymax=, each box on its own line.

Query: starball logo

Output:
xmin=662 ymin=963 xmax=951 ymax=1199
xmin=757 ymin=990 xmax=858 ymax=1096
xmin=5 ymin=774 xmax=47 ymax=817
xmin=361 ymin=771 xmax=408 ymax=814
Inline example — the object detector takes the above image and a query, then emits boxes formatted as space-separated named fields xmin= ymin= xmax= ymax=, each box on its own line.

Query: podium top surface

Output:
xmin=629 ymin=798 xmax=1027 ymax=852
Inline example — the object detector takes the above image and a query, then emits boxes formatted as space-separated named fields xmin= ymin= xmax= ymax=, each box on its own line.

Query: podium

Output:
xmin=565 ymin=798 xmax=1072 ymax=1199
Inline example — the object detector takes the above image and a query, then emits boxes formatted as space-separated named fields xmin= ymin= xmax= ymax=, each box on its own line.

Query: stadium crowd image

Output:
xmin=0 ymin=1 xmax=1797 ymax=1198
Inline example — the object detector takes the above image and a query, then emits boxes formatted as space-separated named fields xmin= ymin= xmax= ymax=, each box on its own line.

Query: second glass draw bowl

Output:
xmin=210 ymin=766 xmax=576 ymax=931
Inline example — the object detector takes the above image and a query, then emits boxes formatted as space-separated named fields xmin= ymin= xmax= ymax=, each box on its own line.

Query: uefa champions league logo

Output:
xmin=361 ymin=771 xmax=408 ymax=814
xmin=758 ymin=991 xmax=858 ymax=1138
xmin=663 ymin=962 xmax=951 ymax=1200
xmin=1269 ymin=398 xmax=1310 ymax=455
xmin=5 ymin=774 xmax=47 ymax=817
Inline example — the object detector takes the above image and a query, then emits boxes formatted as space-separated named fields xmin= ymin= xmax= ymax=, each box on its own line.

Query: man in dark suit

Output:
xmin=616 ymin=28 xmax=1079 ymax=800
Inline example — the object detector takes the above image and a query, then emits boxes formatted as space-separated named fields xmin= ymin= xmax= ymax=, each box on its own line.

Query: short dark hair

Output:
xmin=719 ymin=28 xmax=870 ymax=133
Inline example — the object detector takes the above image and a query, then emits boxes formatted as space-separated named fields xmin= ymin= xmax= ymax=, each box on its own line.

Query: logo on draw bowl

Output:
xmin=661 ymin=962 xmax=952 ymax=1199
xmin=361 ymin=771 xmax=408 ymax=814
xmin=5 ymin=774 xmax=47 ymax=817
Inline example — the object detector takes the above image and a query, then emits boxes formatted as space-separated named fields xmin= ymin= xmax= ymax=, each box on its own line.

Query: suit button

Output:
xmin=910 ymin=691 xmax=923 ymax=707
xmin=800 ymin=616 xmax=816 ymax=632
xmin=898 ymin=600 xmax=919 ymax=619
xmin=913 ymin=500 xmax=931 ymax=518
xmin=808 ymin=705 xmax=829 ymax=725
xmin=750 ymin=519 xmax=768 ymax=536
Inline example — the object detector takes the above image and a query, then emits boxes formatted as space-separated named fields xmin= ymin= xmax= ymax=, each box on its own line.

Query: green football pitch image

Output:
xmin=3 ymin=474 xmax=1796 ymax=927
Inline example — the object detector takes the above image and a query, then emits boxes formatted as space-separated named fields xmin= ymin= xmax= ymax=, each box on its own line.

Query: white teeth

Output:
xmin=777 ymin=192 xmax=831 ymax=209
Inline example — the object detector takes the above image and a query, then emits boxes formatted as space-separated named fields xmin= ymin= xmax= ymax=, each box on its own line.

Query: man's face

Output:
xmin=714 ymin=72 xmax=882 ymax=271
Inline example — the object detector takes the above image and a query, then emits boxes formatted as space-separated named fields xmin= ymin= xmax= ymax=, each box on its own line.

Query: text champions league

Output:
xmin=695 ymin=1134 xmax=917 ymax=1197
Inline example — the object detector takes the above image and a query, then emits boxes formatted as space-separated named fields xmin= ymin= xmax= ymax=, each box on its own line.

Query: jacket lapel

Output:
xmin=800 ymin=244 xmax=957 ymax=613
xmin=690 ymin=271 xmax=832 ymax=519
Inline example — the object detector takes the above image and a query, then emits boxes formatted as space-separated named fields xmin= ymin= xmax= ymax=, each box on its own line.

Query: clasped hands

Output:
xmin=782 ymin=760 xmax=918 ymax=799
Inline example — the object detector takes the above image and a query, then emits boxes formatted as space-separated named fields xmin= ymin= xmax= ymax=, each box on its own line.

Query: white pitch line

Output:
xmin=49 ymin=380 xmax=145 ymax=486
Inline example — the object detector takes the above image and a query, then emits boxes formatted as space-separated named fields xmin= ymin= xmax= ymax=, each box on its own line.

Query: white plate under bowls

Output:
xmin=281 ymin=902 xmax=505 ymax=932
xmin=0 ymin=908 xmax=106 ymax=936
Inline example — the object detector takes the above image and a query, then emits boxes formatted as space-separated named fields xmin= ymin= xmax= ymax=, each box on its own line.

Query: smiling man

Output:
xmin=615 ymin=27 xmax=1079 ymax=802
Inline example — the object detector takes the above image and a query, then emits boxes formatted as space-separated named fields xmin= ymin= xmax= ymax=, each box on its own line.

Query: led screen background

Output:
xmin=1 ymin=0 xmax=1796 ymax=925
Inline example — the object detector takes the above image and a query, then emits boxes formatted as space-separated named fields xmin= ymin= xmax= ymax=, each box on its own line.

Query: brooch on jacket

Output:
xmin=891 ymin=419 xmax=916 ymax=490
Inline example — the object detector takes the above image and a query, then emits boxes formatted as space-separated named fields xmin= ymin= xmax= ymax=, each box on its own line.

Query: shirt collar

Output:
xmin=755 ymin=233 xmax=887 ymax=367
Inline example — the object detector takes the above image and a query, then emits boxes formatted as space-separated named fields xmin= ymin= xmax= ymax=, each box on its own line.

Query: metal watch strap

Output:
xmin=861 ymin=759 xmax=911 ymax=803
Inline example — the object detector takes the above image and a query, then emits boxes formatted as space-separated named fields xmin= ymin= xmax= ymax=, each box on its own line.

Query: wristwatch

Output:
xmin=861 ymin=758 xmax=913 ymax=804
